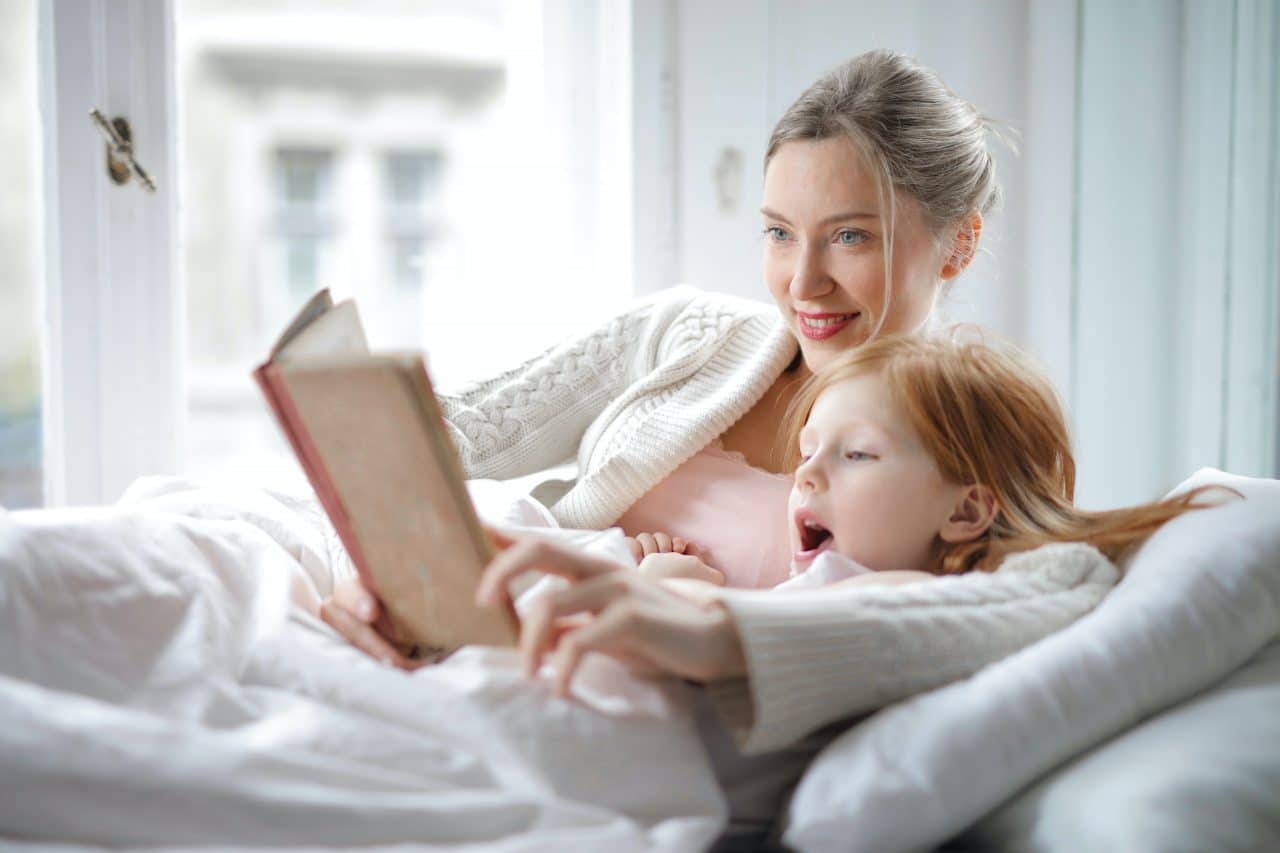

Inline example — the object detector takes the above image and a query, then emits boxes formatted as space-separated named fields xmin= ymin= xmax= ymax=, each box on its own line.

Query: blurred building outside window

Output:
xmin=275 ymin=148 xmax=336 ymax=300
xmin=177 ymin=0 xmax=629 ymax=487
xmin=0 ymin=0 xmax=43 ymax=509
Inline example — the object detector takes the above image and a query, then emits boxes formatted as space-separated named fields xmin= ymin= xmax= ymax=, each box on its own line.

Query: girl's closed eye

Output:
xmin=844 ymin=449 xmax=876 ymax=461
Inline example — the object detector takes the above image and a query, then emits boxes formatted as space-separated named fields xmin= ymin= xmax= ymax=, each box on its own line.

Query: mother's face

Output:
xmin=762 ymin=137 xmax=945 ymax=373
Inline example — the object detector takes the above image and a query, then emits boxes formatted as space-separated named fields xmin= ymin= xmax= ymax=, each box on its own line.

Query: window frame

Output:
xmin=40 ymin=0 xmax=181 ymax=506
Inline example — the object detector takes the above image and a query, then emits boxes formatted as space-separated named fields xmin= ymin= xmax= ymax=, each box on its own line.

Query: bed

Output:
xmin=1 ymin=468 xmax=1277 ymax=851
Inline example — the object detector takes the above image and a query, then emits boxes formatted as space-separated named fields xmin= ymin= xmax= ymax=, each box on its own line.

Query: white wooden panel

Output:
xmin=675 ymin=0 xmax=771 ymax=302
xmin=1172 ymin=0 xmax=1233 ymax=480
xmin=41 ymin=0 xmax=180 ymax=506
xmin=1023 ymin=0 xmax=1079 ymax=404
xmin=629 ymin=0 xmax=679 ymax=297
xmin=917 ymin=0 xmax=1028 ymax=344
xmin=1223 ymin=0 xmax=1279 ymax=477
xmin=1073 ymin=0 xmax=1182 ymax=508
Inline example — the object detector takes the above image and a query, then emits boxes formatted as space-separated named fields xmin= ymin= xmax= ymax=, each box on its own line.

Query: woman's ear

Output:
xmin=939 ymin=483 xmax=998 ymax=543
xmin=940 ymin=212 xmax=983 ymax=281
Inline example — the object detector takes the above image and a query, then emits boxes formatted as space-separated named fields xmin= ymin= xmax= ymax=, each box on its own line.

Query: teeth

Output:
xmin=801 ymin=314 xmax=854 ymax=328
xmin=804 ymin=520 xmax=824 ymax=530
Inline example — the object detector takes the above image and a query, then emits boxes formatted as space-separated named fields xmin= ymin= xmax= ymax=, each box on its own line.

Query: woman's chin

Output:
xmin=796 ymin=333 xmax=867 ymax=371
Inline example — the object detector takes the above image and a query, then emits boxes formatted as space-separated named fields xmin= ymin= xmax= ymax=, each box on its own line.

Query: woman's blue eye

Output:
xmin=836 ymin=229 xmax=867 ymax=246
xmin=763 ymin=226 xmax=790 ymax=242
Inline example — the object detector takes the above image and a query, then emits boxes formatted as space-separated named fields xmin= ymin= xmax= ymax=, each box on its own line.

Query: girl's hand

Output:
xmin=638 ymin=553 xmax=726 ymax=586
xmin=318 ymin=577 xmax=427 ymax=671
xmin=623 ymin=531 xmax=699 ymax=563
xmin=475 ymin=534 xmax=747 ymax=696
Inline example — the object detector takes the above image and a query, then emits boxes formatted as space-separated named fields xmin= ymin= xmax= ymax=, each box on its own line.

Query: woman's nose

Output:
xmin=789 ymin=243 xmax=833 ymax=301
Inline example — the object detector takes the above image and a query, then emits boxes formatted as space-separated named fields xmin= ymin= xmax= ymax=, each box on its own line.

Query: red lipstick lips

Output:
xmin=797 ymin=312 xmax=858 ymax=341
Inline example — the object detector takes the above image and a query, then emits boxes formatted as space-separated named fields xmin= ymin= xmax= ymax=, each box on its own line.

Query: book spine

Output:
xmin=253 ymin=364 xmax=377 ymax=595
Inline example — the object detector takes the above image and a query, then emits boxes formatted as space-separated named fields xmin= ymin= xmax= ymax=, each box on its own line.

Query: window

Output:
xmin=175 ymin=0 xmax=634 ymax=483
xmin=30 ymin=1 xmax=644 ymax=502
xmin=385 ymin=151 xmax=442 ymax=295
xmin=276 ymin=148 xmax=336 ymax=300
xmin=0 ymin=1 xmax=42 ymax=509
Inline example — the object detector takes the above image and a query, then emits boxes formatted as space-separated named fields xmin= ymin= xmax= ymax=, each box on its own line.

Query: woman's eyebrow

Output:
xmin=760 ymin=206 xmax=879 ymax=226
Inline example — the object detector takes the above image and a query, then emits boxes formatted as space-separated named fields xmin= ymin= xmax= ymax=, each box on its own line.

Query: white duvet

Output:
xmin=3 ymin=471 xmax=1277 ymax=852
xmin=0 ymin=477 xmax=726 ymax=851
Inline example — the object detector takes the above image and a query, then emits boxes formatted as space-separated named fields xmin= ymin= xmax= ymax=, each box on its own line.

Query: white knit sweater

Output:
xmin=438 ymin=285 xmax=797 ymax=529
xmin=438 ymin=287 xmax=1120 ymax=753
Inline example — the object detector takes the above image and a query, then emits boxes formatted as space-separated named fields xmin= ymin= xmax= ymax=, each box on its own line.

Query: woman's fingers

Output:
xmin=550 ymin=603 xmax=647 ymax=697
xmin=520 ymin=574 xmax=630 ymax=676
xmin=319 ymin=597 xmax=418 ymax=670
xmin=476 ymin=535 xmax=622 ymax=606
xmin=332 ymin=576 xmax=380 ymax=624
xmin=482 ymin=522 xmax=517 ymax=551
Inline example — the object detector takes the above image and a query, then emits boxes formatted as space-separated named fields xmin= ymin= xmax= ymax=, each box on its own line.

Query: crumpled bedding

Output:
xmin=0 ymin=477 xmax=726 ymax=851
xmin=7 ymin=470 xmax=1275 ymax=852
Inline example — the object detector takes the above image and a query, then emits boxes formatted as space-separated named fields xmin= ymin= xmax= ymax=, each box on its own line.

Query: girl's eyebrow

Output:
xmin=760 ymin=206 xmax=879 ymax=227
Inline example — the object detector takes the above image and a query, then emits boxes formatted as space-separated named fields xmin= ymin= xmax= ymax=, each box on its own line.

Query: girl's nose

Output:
xmin=795 ymin=454 xmax=826 ymax=492
xmin=789 ymin=243 xmax=834 ymax=301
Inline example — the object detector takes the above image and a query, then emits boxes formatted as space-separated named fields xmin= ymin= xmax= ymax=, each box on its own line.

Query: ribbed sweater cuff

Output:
xmin=705 ymin=545 xmax=1118 ymax=755
xmin=708 ymin=590 xmax=885 ymax=755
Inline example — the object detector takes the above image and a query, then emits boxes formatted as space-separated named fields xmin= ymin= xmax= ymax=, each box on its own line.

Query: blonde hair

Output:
xmin=785 ymin=333 xmax=1228 ymax=574
xmin=766 ymin=50 xmax=1007 ymax=337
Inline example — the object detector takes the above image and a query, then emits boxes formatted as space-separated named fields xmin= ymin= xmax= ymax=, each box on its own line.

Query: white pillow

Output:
xmin=954 ymin=636 xmax=1280 ymax=851
xmin=782 ymin=469 xmax=1280 ymax=853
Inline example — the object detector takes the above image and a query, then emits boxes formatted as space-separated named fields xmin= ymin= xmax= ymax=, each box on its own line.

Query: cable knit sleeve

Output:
xmin=706 ymin=543 xmax=1120 ymax=754
xmin=437 ymin=288 xmax=700 ymax=481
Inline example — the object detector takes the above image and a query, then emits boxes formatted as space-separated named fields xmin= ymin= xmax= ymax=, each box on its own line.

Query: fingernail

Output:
xmin=380 ymin=655 xmax=394 ymax=667
xmin=358 ymin=599 xmax=375 ymax=620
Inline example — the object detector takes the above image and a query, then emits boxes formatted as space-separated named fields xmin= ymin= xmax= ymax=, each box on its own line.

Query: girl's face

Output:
xmin=762 ymin=137 xmax=944 ymax=373
xmin=788 ymin=373 xmax=967 ymax=573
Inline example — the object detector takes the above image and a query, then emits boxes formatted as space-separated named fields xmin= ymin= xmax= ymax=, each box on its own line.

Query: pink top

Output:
xmin=616 ymin=439 xmax=794 ymax=589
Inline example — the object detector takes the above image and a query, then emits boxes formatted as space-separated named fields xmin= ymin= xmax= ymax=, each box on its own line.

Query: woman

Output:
xmin=322 ymin=49 xmax=1023 ymax=755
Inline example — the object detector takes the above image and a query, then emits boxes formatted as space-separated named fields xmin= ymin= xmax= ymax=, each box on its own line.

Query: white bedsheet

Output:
xmin=0 ymin=478 xmax=726 ymax=851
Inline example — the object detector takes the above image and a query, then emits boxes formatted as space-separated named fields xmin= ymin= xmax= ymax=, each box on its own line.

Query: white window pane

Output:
xmin=0 ymin=0 xmax=43 ymax=508
xmin=176 ymin=0 xmax=629 ymax=484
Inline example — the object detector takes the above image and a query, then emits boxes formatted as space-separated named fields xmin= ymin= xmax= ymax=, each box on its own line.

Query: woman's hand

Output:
xmin=475 ymin=534 xmax=747 ymax=696
xmin=318 ymin=577 xmax=428 ymax=671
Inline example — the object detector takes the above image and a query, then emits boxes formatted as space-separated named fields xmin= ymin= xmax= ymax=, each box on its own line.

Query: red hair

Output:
xmin=785 ymin=332 xmax=1230 ymax=574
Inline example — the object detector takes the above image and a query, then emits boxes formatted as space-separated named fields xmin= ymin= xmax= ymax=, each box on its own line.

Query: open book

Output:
xmin=253 ymin=289 xmax=518 ymax=653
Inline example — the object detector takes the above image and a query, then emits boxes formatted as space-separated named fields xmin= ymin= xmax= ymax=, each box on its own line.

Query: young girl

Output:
xmin=628 ymin=331 xmax=1225 ymax=591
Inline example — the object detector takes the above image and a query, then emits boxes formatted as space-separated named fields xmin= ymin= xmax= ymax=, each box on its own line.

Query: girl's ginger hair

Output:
xmin=785 ymin=333 xmax=1230 ymax=574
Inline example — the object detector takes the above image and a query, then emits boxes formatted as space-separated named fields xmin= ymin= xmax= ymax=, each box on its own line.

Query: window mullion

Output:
xmin=41 ymin=0 xmax=180 ymax=506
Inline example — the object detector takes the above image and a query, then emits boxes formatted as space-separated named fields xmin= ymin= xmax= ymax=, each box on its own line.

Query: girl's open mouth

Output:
xmin=795 ymin=515 xmax=834 ymax=563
